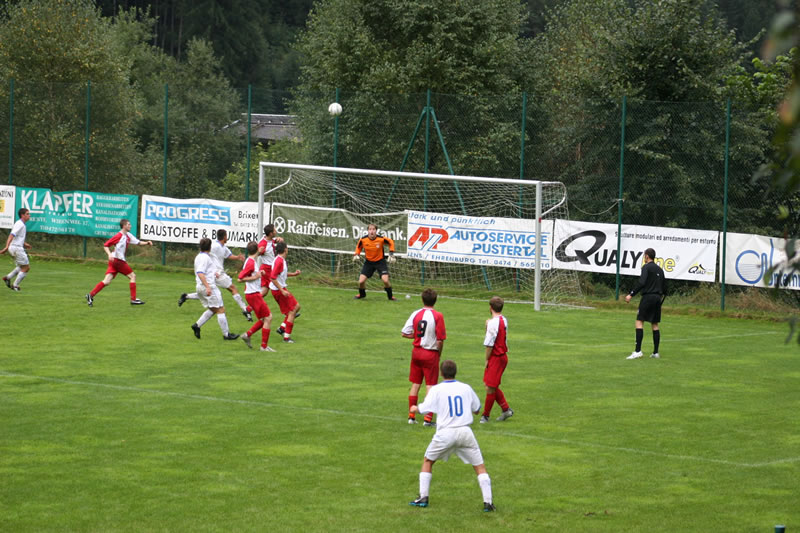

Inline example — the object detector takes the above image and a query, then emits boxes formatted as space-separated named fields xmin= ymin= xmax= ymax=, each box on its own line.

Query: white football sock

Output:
xmin=217 ymin=313 xmax=230 ymax=335
xmin=6 ymin=267 xmax=20 ymax=280
xmin=233 ymin=293 xmax=247 ymax=311
xmin=187 ymin=292 xmax=199 ymax=300
xmin=14 ymin=271 xmax=27 ymax=286
xmin=477 ymin=473 xmax=492 ymax=503
xmin=419 ymin=472 xmax=432 ymax=498
xmin=196 ymin=310 xmax=214 ymax=327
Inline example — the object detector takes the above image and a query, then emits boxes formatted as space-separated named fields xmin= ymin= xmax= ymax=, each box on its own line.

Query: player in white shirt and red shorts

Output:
xmin=86 ymin=218 xmax=153 ymax=306
xmin=269 ymin=241 xmax=301 ymax=343
xmin=401 ymin=288 xmax=446 ymax=427
xmin=238 ymin=241 xmax=275 ymax=352
xmin=480 ymin=296 xmax=514 ymax=423
xmin=409 ymin=359 xmax=496 ymax=512
xmin=1 ymin=208 xmax=32 ymax=291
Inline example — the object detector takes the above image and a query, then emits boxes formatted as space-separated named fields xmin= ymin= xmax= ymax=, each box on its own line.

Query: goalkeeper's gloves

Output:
xmin=387 ymin=253 xmax=396 ymax=263
xmin=352 ymin=254 xmax=361 ymax=262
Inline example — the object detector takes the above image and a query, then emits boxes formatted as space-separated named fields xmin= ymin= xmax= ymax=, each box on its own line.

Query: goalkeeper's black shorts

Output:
xmin=361 ymin=259 xmax=389 ymax=278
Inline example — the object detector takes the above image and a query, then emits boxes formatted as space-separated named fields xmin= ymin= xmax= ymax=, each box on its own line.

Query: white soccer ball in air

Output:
xmin=405 ymin=294 xmax=411 ymax=299
xmin=328 ymin=102 xmax=343 ymax=116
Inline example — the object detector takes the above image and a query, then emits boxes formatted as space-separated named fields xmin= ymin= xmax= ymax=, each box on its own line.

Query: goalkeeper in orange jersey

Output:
xmin=353 ymin=223 xmax=396 ymax=300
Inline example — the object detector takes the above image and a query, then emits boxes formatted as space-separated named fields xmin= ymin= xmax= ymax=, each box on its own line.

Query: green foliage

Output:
xmin=0 ymin=0 xmax=142 ymax=191
xmin=293 ymin=0 xmax=530 ymax=176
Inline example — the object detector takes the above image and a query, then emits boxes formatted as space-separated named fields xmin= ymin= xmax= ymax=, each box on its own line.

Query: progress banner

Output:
xmin=15 ymin=187 xmax=138 ymax=237
xmin=140 ymin=195 xmax=264 ymax=248
xmin=722 ymin=232 xmax=800 ymax=290
xmin=553 ymin=220 xmax=718 ymax=282
xmin=405 ymin=210 xmax=553 ymax=270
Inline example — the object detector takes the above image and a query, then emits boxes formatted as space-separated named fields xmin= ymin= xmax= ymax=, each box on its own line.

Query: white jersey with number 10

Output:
xmin=417 ymin=379 xmax=481 ymax=430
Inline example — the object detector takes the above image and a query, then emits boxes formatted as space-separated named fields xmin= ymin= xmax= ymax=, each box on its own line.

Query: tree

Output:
xmin=292 ymin=0 xmax=530 ymax=186
xmin=0 ymin=0 xmax=142 ymax=192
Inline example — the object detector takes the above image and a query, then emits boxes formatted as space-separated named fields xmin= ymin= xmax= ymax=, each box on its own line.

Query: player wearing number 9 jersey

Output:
xmin=408 ymin=359 xmax=495 ymax=512
xmin=401 ymin=288 xmax=446 ymax=426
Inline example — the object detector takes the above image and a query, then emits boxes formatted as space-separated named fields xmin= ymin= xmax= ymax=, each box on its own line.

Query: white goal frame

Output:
xmin=258 ymin=162 xmax=567 ymax=310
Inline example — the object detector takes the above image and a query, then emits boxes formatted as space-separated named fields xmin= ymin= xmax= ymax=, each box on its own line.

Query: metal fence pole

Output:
xmin=615 ymin=95 xmax=627 ymax=300
xmin=245 ymin=84 xmax=252 ymax=200
xmin=83 ymin=81 xmax=91 ymax=258
xmin=517 ymin=91 xmax=528 ymax=292
xmin=8 ymin=79 xmax=13 ymax=185
xmin=161 ymin=84 xmax=168 ymax=266
xmin=331 ymin=88 xmax=340 ymax=276
xmin=721 ymin=98 xmax=731 ymax=311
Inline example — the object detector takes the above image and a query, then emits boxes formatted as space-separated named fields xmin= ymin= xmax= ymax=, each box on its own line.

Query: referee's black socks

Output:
xmin=635 ymin=328 xmax=643 ymax=352
xmin=385 ymin=287 xmax=393 ymax=300
xmin=359 ymin=288 xmax=366 ymax=298
xmin=653 ymin=330 xmax=660 ymax=353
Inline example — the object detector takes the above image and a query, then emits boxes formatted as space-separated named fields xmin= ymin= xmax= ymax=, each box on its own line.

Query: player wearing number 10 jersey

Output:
xmin=408 ymin=359 xmax=495 ymax=512
xmin=401 ymin=288 xmax=446 ymax=426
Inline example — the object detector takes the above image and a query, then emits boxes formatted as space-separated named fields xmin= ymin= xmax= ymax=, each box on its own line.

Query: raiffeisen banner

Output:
xmin=141 ymin=195 xmax=264 ymax=247
xmin=553 ymin=220 xmax=718 ymax=282
xmin=406 ymin=210 xmax=553 ymax=270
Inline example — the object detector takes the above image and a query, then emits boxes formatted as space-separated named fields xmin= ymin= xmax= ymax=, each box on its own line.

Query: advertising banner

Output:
xmin=0 ymin=185 xmax=15 ymax=229
xmin=406 ymin=210 xmax=553 ymax=269
xmin=15 ymin=187 xmax=138 ymax=237
xmin=271 ymin=203 xmax=407 ymax=253
xmin=140 ymin=195 xmax=264 ymax=248
xmin=553 ymin=220 xmax=718 ymax=282
xmin=723 ymin=232 xmax=800 ymax=290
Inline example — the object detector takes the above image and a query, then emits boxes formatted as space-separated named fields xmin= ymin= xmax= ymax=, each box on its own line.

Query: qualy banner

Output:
xmin=406 ymin=210 xmax=553 ymax=269
xmin=723 ymin=232 xmax=800 ymax=290
xmin=553 ymin=220 xmax=718 ymax=282
xmin=140 ymin=195 xmax=264 ymax=248
xmin=16 ymin=187 xmax=138 ymax=237
xmin=271 ymin=203 xmax=407 ymax=253
xmin=0 ymin=185 xmax=15 ymax=229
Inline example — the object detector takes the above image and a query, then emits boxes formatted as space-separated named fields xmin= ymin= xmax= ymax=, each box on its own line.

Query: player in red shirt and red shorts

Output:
xmin=86 ymin=219 xmax=153 ymax=306
xmin=401 ymin=288 xmax=447 ymax=427
xmin=269 ymin=241 xmax=301 ymax=343
xmin=238 ymin=241 xmax=276 ymax=352
xmin=480 ymin=296 xmax=514 ymax=423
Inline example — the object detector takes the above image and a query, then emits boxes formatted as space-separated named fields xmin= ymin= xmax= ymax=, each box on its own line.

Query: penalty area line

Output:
xmin=2 ymin=371 xmax=796 ymax=468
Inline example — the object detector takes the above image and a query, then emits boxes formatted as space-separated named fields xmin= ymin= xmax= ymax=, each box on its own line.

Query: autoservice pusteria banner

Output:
xmin=406 ymin=210 xmax=554 ymax=269
xmin=553 ymin=220 xmax=719 ymax=282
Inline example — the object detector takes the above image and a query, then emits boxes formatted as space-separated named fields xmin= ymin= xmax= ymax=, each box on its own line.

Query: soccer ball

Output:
xmin=328 ymin=102 xmax=343 ymax=116
xmin=405 ymin=294 xmax=411 ymax=299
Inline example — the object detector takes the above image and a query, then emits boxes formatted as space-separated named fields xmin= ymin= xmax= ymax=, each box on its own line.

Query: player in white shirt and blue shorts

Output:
xmin=409 ymin=359 xmax=496 ymax=512
xmin=1 ymin=208 xmax=32 ymax=291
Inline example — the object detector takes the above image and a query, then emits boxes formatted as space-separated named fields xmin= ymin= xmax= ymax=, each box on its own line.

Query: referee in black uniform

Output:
xmin=625 ymin=248 xmax=667 ymax=359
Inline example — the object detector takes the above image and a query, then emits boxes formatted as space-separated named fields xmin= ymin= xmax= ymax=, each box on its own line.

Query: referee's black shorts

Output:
xmin=360 ymin=259 xmax=389 ymax=278
xmin=636 ymin=294 xmax=662 ymax=323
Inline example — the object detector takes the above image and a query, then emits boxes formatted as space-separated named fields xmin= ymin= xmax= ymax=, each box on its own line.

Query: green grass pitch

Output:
xmin=1 ymin=261 xmax=797 ymax=532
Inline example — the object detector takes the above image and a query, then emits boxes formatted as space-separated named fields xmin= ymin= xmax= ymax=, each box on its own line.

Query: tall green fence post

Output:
xmin=8 ymin=79 xmax=13 ymax=185
xmin=721 ymin=98 xmax=732 ymax=311
xmin=331 ymin=88 xmax=340 ymax=276
xmin=245 ymin=85 xmax=252 ymax=200
xmin=615 ymin=95 xmax=627 ymax=300
xmin=421 ymin=89 xmax=432 ymax=285
xmin=516 ymin=91 xmax=528 ymax=292
xmin=161 ymin=84 xmax=168 ymax=266
xmin=83 ymin=81 xmax=91 ymax=258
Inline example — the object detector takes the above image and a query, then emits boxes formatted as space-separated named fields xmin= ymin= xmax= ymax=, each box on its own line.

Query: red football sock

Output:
xmin=247 ymin=320 xmax=264 ymax=338
xmin=408 ymin=395 xmax=418 ymax=418
xmin=285 ymin=320 xmax=294 ymax=334
xmin=423 ymin=412 xmax=434 ymax=423
xmin=90 ymin=281 xmax=105 ymax=297
xmin=261 ymin=328 xmax=271 ymax=348
xmin=129 ymin=282 xmax=136 ymax=299
xmin=495 ymin=388 xmax=509 ymax=412
xmin=483 ymin=393 xmax=496 ymax=417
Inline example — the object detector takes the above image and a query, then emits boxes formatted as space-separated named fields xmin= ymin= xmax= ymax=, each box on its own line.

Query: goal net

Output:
xmin=258 ymin=162 xmax=582 ymax=309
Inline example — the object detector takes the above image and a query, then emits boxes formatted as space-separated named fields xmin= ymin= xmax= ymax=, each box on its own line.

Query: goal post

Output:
xmin=258 ymin=162 xmax=581 ymax=309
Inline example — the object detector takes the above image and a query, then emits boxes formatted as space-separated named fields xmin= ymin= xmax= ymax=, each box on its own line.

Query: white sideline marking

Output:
xmin=2 ymin=371 xmax=796 ymax=469
xmin=538 ymin=331 xmax=779 ymax=348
